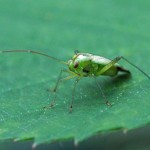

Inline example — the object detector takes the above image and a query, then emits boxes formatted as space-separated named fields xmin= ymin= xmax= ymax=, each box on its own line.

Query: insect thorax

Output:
xmin=68 ymin=53 xmax=118 ymax=77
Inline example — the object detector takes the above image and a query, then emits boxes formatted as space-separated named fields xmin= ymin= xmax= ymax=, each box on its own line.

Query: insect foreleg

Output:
xmin=93 ymin=76 xmax=111 ymax=106
xmin=44 ymin=69 xmax=66 ymax=109
xmin=44 ymin=70 xmax=78 ymax=110
xmin=60 ymin=74 xmax=78 ymax=81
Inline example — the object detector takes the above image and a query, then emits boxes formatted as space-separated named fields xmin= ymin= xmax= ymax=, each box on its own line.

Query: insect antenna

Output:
xmin=0 ymin=50 xmax=67 ymax=65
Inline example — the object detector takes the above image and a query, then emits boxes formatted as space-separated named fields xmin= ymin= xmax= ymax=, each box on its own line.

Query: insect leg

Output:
xmin=98 ymin=56 xmax=150 ymax=79
xmin=93 ymin=76 xmax=111 ymax=107
xmin=43 ymin=69 xmax=64 ymax=109
xmin=44 ymin=70 xmax=77 ymax=109
xmin=70 ymin=77 xmax=81 ymax=112
xmin=121 ymin=56 xmax=150 ymax=79
xmin=97 ymin=56 xmax=122 ymax=75
xmin=51 ymin=69 xmax=65 ymax=107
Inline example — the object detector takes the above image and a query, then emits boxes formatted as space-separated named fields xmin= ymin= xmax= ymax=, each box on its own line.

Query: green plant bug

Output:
xmin=0 ymin=50 xmax=150 ymax=112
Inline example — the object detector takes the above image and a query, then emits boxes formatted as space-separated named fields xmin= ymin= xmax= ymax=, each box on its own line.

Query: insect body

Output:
xmin=68 ymin=53 xmax=130 ymax=77
xmin=0 ymin=50 xmax=150 ymax=112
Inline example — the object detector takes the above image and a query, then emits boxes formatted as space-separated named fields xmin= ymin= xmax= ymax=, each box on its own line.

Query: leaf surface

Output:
xmin=0 ymin=0 xmax=150 ymax=146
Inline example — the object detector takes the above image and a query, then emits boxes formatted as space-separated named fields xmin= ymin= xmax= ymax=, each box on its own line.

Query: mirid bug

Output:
xmin=0 ymin=50 xmax=150 ymax=112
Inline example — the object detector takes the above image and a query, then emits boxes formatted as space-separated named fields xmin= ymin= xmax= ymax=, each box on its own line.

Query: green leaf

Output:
xmin=0 ymin=0 xmax=150 ymax=146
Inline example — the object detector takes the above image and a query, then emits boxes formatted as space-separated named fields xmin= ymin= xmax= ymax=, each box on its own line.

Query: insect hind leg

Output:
xmin=97 ymin=56 xmax=150 ymax=80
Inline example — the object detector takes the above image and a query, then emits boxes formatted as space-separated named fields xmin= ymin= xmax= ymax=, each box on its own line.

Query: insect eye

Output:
xmin=74 ymin=62 xmax=79 ymax=68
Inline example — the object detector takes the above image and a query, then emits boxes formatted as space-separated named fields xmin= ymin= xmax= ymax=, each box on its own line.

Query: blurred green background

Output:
xmin=0 ymin=0 xmax=150 ymax=149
